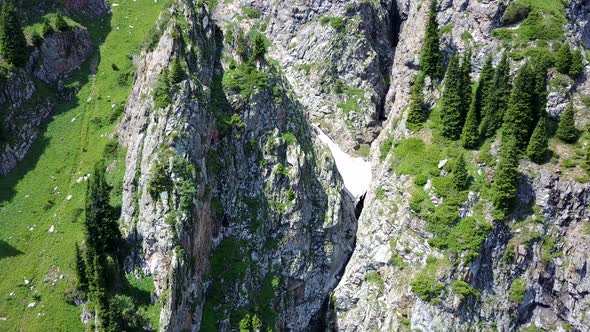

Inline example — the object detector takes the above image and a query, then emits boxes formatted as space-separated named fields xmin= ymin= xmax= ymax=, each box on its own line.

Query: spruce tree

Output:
xmin=526 ymin=113 xmax=549 ymax=163
xmin=55 ymin=12 xmax=69 ymax=32
xmin=169 ymin=57 xmax=184 ymax=84
xmin=452 ymin=154 xmax=469 ymax=191
xmin=556 ymin=43 xmax=572 ymax=75
xmin=406 ymin=73 xmax=427 ymax=128
xmin=420 ymin=0 xmax=442 ymax=79
xmin=556 ymin=101 xmax=579 ymax=143
xmin=251 ymin=34 xmax=267 ymax=61
xmin=492 ymin=137 xmax=520 ymax=215
xmin=440 ymin=54 xmax=464 ymax=139
xmin=502 ymin=62 xmax=536 ymax=150
xmin=0 ymin=0 xmax=28 ymax=67
xmin=473 ymin=55 xmax=495 ymax=122
xmin=75 ymin=243 xmax=89 ymax=292
xmin=461 ymin=99 xmax=479 ymax=148
xmin=480 ymin=53 xmax=511 ymax=138
xmin=570 ymin=49 xmax=584 ymax=78
xmin=460 ymin=50 xmax=472 ymax=119
xmin=531 ymin=63 xmax=548 ymax=131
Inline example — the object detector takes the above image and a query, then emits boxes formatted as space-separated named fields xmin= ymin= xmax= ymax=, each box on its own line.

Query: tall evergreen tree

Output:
xmin=473 ymin=55 xmax=495 ymax=122
xmin=0 ymin=0 xmax=28 ymax=67
xmin=452 ymin=154 xmax=469 ymax=191
xmin=556 ymin=101 xmax=579 ymax=143
xmin=169 ymin=57 xmax=184 ymax=84
xmin=502 ymin=62 xmax=536 ymax=149
xmin=75 ymin=243 xmax=89 ymax=292
xmin=406 ymin=73 xmax=427 ymax=128
xmin=251 ymin=34 xmax=267 ymax=61
xmin=531 ymin=62 xmax=548 ymax=132
xmin=526 ymin=113 xmax=549 ymax=163
xmin=461 ymin=99 xmax=479 ymax=148
xmin=556 ymin=43 xmax=572 ymax=75
xmin=460 ymin=49 xmax=472 ymax=119
xmin=570 ymin=49 xmax=584 ymax=78
xmin=420 ymin=0 xmax=442 ymax=79
xmin=492 ymin=137 xmax=521 ymax=215
xmin=480 ymin=53 xmax=511 ymax=138
xmin=440 ymin=55 xmax=464 ymax=139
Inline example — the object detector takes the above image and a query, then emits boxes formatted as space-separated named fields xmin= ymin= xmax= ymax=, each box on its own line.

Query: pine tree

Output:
xmin=492 ymin=137 xmax=521 ymax=215
xmin=502 ymin=62 xmax=536 ymax=150
xmin=480 ymin=53 xmax=511 ymax=138
xmin=452 ymin=154 xmax=469 ymax=191
xmin=406 ymin=73 xmax=427 ymax=128
xmin=75 ymin=243 xmax=89 ymax=292
xmin=570 ymin=48 xmax=584 ymax=78
xmin=169 ymin=57 xmax=184 ymax=84
xmin=473 ymin=55 xmax=495 ymax=122
xmin=461 ymin=99 xmax=479 ymax=148
xmin=556 ymin=101 xmax=579 ymax=143
xmin=0 ymin=0 xmax=28 ymax=67
xmin=440 ymin=54 xmax=464 ymax=139
xmin=556 ymin=43 xmax=572 ymax=75
xmin=55 ymin=12 xmax=69 ymax=31
xmin=531 ymin=63 xmax=548 ymax=128
xmin=460 ymin=50 xmax=472 ymax=119
xmin=30 ymin=32 xmax=43 ymax=47
xmin=526 ymin=113 xmax=549 ymax=163
xmin=420 ymin=0 xmax=442 ymax=79
xmin=251 ymin=34 xmax=267 ymax=61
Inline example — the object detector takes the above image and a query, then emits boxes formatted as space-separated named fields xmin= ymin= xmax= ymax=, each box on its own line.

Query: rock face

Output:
xmin=64 ymin=0 xmax=110 ymax=17
xmin=118 ymin=2 xmax=358 ymax=331
xmin=29 ymin=27 xmax=93 ymax=83
xmin=0 ymin=27 xmax=93 ymax=175
xmin=115 ymin=0 xmax=590 ymax=331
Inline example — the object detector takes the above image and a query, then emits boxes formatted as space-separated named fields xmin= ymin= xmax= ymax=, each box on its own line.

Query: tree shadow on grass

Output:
xmin=0 ymin=239 xmax=23 ymax=260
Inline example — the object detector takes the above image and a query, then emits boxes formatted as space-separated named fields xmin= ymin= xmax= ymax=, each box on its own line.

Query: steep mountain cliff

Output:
xmin=1 ymin=0 xmax=589 ymax=331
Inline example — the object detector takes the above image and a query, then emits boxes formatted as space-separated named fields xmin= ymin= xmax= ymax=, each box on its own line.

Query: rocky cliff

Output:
xmin=90 ymin=0 xmax=590 ymax=331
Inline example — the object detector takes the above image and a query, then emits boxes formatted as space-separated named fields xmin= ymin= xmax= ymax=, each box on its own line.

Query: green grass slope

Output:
xmin=0 ymin=1 xmax=168 ymax=330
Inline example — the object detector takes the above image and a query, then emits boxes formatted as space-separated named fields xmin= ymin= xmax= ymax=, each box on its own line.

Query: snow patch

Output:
xmin=314 ymin=125 xmax=371 ymax=202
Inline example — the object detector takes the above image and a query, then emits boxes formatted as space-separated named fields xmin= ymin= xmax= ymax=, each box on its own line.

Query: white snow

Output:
xmin=314 ymin=125 xmax=371 ymax=202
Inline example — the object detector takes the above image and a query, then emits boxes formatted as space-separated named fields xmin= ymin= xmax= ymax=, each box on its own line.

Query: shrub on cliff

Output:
xmin=556 ymin=101 xmax=579 ymax=143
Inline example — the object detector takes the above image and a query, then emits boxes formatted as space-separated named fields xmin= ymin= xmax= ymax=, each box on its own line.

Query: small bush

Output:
xmin=411 ymin=274 xmax=444 ymax=302
xmin=320 ymin=16 xmax=344 ymax=30
xmin=509 ymin=278 xmax=526 ymax=304
xmin=55 ymin=12 xmax=69 ymax=32
xmin=502 ymin=1 xmax=531 ymax=25
xmin=451 ymin=280 xmax=478 ymax=299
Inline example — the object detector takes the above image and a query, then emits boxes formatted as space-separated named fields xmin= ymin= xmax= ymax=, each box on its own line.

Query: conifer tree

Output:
xmin=473 ymin=55 xmax=495 ymax=122
xmin=406 ymin=73 xmax=427 ymax=128
xmin=480 ymin=53 xmax=510 ymax=138
xmin=461 ymin=99 xmax=479 ymax=148
xmin=502 ymin=62 xmax=536 ymax=149
xmin=0 ymin=0 xmax=28 ymax=67
xmin=556 ymin=43 xmax=572 ymax=75
xmin=420 ymin=0 xmax=442 ymax=79
xmin=556 ymin=101 xmax=579 ymax=143
xmin=251 ymin=34 xmax=267 ymax=61
xmin=531 ymin=62 xmax=548 ymax=131
xmin=55 ymin=12 xmax=69 ymax=31
xmin=75 ymin=243 xmax=89 ymax=292
xmin=452 ymin=154 xmax=469 ymax=191
xmin=570 ymin=49 xmax=584 ymax=78
xmin=526 ymin=113 xmax=549 ymax=163
xmin=30 ymin=32 xmax=43 ymax=47
xmin=440 ymin=54 xmax=464 ymax=139
xmin=492 ymin=137 xmax=520 ymax=215
xmin=460 ymin=50 xmax=472 ymax=119
xmin=169 ymin=57 xmax=184 ymax=84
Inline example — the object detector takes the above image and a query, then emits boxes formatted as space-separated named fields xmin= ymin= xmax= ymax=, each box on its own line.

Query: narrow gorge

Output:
xmin=0 ymin=0 xmax=589 ymax=332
